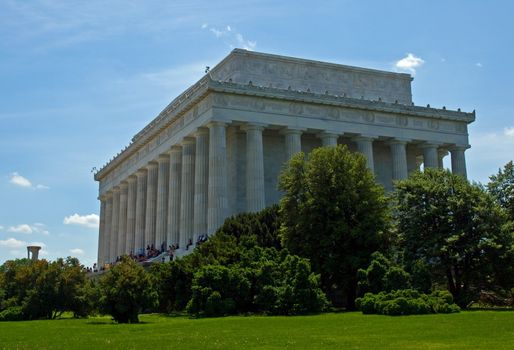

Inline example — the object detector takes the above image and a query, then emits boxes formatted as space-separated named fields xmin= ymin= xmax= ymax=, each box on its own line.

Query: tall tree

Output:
xmin=278 ymin=145 xmax=390 ymax=308
xmin=488 ymin=160 xmax=514 ymax=221
xmin=395 ymin=168 xmax=514 ymax=306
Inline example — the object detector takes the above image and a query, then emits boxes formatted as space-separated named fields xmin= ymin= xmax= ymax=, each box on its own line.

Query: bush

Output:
xmin=187 ymin=265 xmax=251 ymax=317
xmin=0 ymin=306 xmax=24 ymax=321
xmin=355 ymin=289 xmax=460 ymax=316
xmin=99 ymin=256 xmax=158 ymax=323
xmin=357 ymin=252 xmax=411 ymax=295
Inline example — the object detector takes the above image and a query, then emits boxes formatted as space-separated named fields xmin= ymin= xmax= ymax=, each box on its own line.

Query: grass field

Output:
xmin=1 ymin=311 xmax=514 ymax=349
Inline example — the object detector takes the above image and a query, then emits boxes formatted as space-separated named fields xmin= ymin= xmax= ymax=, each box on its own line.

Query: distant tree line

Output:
xmin=1 ymin=147 xmax=513 ymax=322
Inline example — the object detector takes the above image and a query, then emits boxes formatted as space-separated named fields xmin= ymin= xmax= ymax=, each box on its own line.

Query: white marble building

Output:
xmin=94 ymin=49 xmax=474 ymax=266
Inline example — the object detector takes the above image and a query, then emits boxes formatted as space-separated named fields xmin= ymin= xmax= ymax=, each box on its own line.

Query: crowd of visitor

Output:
xmin=93 ymin=234 xmax=210 ymax=272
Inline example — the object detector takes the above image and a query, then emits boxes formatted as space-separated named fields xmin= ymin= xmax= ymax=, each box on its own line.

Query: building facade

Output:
xmin=94 ymin=49 xmax=475 ymax=266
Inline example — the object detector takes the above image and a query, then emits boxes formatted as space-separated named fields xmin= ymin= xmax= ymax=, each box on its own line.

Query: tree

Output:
xmin=395 ymin=168 xmax=514 ymax=306
xmin=488 ymin=160 xmax=514 ymax=221
xmin=99 ymin=256 xmax=158 ymax=323
xmin=278 ymin=145 xmax=390 ymax=308
xmin=0 ymin=257 xmax=92 ymax=320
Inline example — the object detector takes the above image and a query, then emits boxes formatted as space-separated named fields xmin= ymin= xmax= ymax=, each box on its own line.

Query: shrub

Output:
xmin=355 ymin=289 xmax=460 ymax=316
xmin=358 ymin=252 xmax=411 ymax=295
xmin=0 ymin=306 xmax=24 ymax=321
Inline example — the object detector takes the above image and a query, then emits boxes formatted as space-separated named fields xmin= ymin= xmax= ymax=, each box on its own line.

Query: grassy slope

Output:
xmin=1 ymin=312 xmax=514 ymax=349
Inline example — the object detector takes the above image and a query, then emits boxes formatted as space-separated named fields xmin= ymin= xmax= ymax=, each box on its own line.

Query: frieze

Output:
xmin=375 ymin=113 xmax=395 ymax=124
xmin=428 ymin=120 xmax=440 ymax=130
xmin=396 ymin=116 xmax=408 ymax=127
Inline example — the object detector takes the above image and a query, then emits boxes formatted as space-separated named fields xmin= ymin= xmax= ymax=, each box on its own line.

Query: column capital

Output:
xmin=353 ymin=134 xmax=377 ymax=142
xmin=241 ymin=123 xmax=267 ymax=132
xmin=318 ymin=131 xmax=339 ymax=138
xmin=144 ymin=161 xmax=158 ymax=170
xmin=112 ymin=186 xmax=120 ymax=193
xmin=206 ymin=120 xmax=227 ymax=129
xmin=156 ymin=153 xmax=170 ymax=163
xmin=193 ymin=126 xmax=209 ymax=137
xmin=181 ymin=137 xmax=196 ymax=146
xmin=449 ymin=144 xmax=471 ymax=151
xmin=170 ymin=145 xmax=182 ymax=154
xmin=127 ymin=174 xmax=137 ymax=183
xmin=280 ymin=127 xmax=305 ymax=136
xmin=99 ymin=192 xmax=111 ymax=201
xmin=119 ymin=181 xmax=128 ymax=190
xmin=135 ymin=168 xmax=148 ymax=177
xmin=388 ymin=138 xmax=411 ymax=146
xmin=419 ymin=142 xmax=442 ymax=149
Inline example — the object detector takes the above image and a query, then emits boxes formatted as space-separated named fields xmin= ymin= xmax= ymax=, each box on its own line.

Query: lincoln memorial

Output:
xmin=94 ymin=49 xmax=475 ymax=266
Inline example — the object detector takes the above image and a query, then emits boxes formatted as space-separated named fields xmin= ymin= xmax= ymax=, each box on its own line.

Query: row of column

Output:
xmin=98 ymin=123 xmax=468 ymax=265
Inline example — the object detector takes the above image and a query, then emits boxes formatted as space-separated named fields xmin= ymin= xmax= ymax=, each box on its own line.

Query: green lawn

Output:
xmin=1 ymin=311 xmax=514 ymax=349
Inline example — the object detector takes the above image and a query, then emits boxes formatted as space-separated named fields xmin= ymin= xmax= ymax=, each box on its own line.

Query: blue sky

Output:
xmin=1 ymin=0 xmax=513 ymax=267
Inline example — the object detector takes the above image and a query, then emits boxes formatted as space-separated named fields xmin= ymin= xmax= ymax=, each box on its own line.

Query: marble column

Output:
xmin=421 ymin=143 xmax=439 ymax=169
xmin=167 ymin=146 xmax=182 ymax=247
xmin=103 ymin=193 xmax=113 ymax=265
xmin=226 ymin=126 xmax=239 ymax=217
xmin=450 ymin=146 xmax=468 ymax=178
xmin=180 ymin=138 xmax=195 ymax=249
xmin=144 ymin=162 xmax=158 ymax=249
xmin=207 ymin=121 xmax=229 ymax=234
xmin=283 ymin=128 xmax=303 ymax=160
xmin=390 ymin=140 xmax=409 ymax=181
xmin=97 ymin=195 xmax=107 ymax=266
xmin=244 ymin=123 xmax=266 ymax=212
xmin=110 ymin=186 xmax=120 ymax=262
xmin=134 ymin=169 xmax=147 ymax=255
xmin=194 ymin=128 xmax=209 ymax=241
xmin=320 ymin=132 xmax=339 ymax=147
xmin=354 ymin=136 xmax=375 ymax=172
xmin=125 ymin=175 xmax=137 ymax=255
xmin=155 ymin=154 xmax=170 ymax=250
xmin=117 ymin=182 xmax=128 ymax=257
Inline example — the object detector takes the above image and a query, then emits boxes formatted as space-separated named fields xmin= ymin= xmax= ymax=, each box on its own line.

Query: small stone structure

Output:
xmin=27 ymin=246 xmax=41 ymax=261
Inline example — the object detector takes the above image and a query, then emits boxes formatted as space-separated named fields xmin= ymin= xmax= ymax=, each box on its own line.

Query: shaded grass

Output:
xmin=1 ymin=311 xmax=514 ymax=349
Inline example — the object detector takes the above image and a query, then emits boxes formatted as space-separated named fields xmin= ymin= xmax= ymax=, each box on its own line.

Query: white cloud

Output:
xmin=10 ymin=172 xmax=32 ymax=187
xmin=8 ymin=224 xmax=33 ymax=234
xmin=63 ymin=213 xmax=100 ymax=229
xmin=202 ymin=24 xmax=256 ymax=51
xmin=69 ymin=248 xmax=85 ymax=256
xmin=0 ymin=225 xmax=4 ymax=230
xmin=504 ymin=127 xmax=514 ymax=137
xmin=0 ymin=238 xmax=27 ymax=248
xmin=395 ymin=53 xmax=425 ymax=75
xmin=6 ymin=223 xmax=49 ymax=235
xmin=476 ymin=62 xmax=483 ymax=67
xmin=236 ymin=33 xmax=256 ymax=51
xmin=9 ymin=172 xmax=49 ymax=190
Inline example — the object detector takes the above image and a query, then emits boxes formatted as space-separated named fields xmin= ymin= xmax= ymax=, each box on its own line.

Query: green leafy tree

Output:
xmin=99 ymin=256 xmax=158 ymax=323
xmin=0 ymin=257 xmax=92 ymax=320
xmin=395 ymin=168 xmax=514 ymax=306
xmin=278 ymin=145 xmax=390 ymax=308
xmin=488 ymin=160 xmax=514 ymax=220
